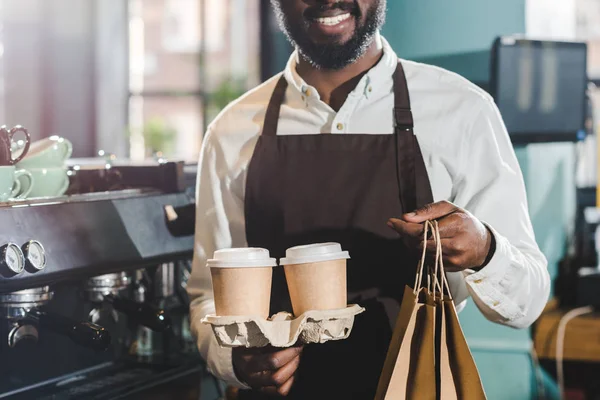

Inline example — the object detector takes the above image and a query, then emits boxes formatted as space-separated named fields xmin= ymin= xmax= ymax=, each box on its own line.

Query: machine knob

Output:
xmin=0 ymin=243 xmax=25 ymax=277
xmin=8 ymin=323 xmax=39 ymax=348
xmin=22 ymin=240 xmax=47 ymax=272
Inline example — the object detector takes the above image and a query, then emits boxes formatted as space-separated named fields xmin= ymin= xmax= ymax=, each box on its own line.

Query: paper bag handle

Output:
xmin=412 ymin=220 xmax=452 ymax=299
xmin=431 ymin=220 xmax=451 ymax=299
xmin=413 ymin=219 xmax=430 ymax=294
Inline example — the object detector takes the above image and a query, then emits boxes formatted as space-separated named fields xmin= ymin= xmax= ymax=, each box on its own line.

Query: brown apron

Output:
xmin=242 ymin=61 xmax=434 ymax=399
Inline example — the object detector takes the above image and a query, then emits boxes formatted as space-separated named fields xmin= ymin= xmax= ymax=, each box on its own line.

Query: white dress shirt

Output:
xmin=187 ymin=35 xmax=550 ymax=388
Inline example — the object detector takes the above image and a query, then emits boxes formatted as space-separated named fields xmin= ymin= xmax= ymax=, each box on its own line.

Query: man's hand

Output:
xmin=387 ymin=201 xmax=494 ymax=272
xmin=232 ymin=345 xmax=303 ymax=397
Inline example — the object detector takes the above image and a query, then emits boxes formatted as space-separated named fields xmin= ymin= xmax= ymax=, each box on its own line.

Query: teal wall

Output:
xmin=383 ymin=0 xmax=526 ymax=59
xmin=380 ymin=1 xmax=570 ymax=399
xmin=382 ymin=0 xmax=526 ymax=84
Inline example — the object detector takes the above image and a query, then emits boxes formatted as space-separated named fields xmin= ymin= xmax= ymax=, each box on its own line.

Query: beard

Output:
xmin=271 ymin=1 xmax=386 ymax=70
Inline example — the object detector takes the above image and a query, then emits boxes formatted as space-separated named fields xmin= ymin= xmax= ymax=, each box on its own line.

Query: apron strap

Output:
xmin=393 ymin=60 xmax=419 ymax=212
xmin=262 ymin=76 xmax=288 ymax=137
xmin=392 ymin=62 xmax=414 ymax=131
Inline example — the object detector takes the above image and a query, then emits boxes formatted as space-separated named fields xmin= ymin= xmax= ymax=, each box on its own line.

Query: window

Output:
xmin=127 ymin=0 xmax=260 ymax=162
xmin=576 ymin=0 xmax=600 ymax=139
xmin=576 ymin=0 xmax=600 ymax=78
xmin=0 ymin=0 xmax=5 ymax=124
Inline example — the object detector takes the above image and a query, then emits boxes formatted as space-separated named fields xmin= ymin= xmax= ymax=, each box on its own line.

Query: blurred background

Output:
xmin=1 ymin=1 xmax=600 ymax=399
xmin=0 ymin=0 xmax=262 ymax=161
xmin=0 ymin=0 xmax=598 ymax=160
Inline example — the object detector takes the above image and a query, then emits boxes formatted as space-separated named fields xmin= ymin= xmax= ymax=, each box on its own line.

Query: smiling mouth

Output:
xmin=312 ymin=12 xmax=353 ymax=26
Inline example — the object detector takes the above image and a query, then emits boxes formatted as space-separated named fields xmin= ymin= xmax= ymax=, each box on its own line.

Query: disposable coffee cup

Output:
xmin=280 ymin=243 xmax=349 ymax=317
xmin=207 ymin=248 xmax=276 ymax=319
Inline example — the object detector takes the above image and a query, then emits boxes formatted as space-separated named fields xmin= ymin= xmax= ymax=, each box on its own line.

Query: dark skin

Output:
xmin=286 ymin=0 xmax=384 ymax=111
xmin=387 ymin=201 xmax=493 ymax=272
xmin=232 ymin=345 xmax=303 ymax=396
xmin=296 ymin=37 xmax=382 ymax=111
xmin=234 ymin=1 xmax=493 ymax=396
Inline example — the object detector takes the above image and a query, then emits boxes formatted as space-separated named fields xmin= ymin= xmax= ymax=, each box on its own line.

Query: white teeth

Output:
xmin=315 ymin=13 xmax=351 ymax=26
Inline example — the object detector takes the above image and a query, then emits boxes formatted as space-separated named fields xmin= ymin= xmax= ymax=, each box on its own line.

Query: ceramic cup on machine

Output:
xmin=280 ymin=243 xmax=349 ymax=317
xmin=16 ymin=136 xmax=72 ymax=169
xmin=0 ymin=166 xmax=33 ymax=201
xmin=16 ymin=136 xmax=72 ymax=198
xmin=24 ymin=168 xmax=70 ymax=198
xmin=207 ymin=248 xmax=277 ymax=319
xmin=0 ymin=125 xmax=31 ymax=166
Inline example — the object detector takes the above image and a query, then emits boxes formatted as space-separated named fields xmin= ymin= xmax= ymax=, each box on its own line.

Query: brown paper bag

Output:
xmin=438 ymin=297 xmax=486 ymax=399
xmin=374 ymin=222 xmax=438 ymax=400
xmin=434 ymin=221 xmax=486 ymax=400
xmin=374 ymin=285 xmax=436 ymax=400
xmin=376 ymin=221 xmax=487 ymax=400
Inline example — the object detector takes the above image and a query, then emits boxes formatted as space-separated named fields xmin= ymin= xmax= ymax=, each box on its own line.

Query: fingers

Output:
xmin=387 ymin=218 xmax=423 ymax=238
xmin=245 ymin=345 xmax=303 ymax=373
xmin=271 ymin=354 xmax=300 ymax=387
xmin=436 ymin=213 xmax=465 ymax=238
xmin=277 ymin=374 xmax=297 ymax=396
xmin=421 ymin=239 xmax=471 ymax=272
xmin=389 ymin=213 xmax=462 ymax=241
xmin=246 ymin=353 xmax=300 ymax=388
xmin=233 ymin=345 xmax=303 ymax=393
xmin=259 ymin=374 xmax=296 ymax=397
xmin=391 ymin=206 xmax=484 ymax=272
xmin=403 ymin=200 xmax=459 ymax=223
xmin=261 ymin=356 xmax=300 ymax=396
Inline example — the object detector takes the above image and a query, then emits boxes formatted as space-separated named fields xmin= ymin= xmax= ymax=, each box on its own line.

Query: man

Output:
xmin=187 ymin=0 xmax=550 ymax=398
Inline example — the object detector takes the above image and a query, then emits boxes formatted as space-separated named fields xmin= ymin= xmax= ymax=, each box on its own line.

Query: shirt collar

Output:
xmin=283 ymin=32 xmax=399 ymax=103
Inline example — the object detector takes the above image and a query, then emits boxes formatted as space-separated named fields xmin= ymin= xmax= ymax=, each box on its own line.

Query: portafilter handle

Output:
xmin=105 ymin=296 xmax=171 ymax=332
xmin=28 ymin=309 xmax=111 ymax=351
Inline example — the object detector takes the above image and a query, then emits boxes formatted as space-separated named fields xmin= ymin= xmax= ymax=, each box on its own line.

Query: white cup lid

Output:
xmin=279 ymin=243 xmax=350 ymax=265
xmin=206 ymin=248 xmax=277 ymax=268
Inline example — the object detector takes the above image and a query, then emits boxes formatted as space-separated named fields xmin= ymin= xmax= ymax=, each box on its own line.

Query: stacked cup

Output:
xmin=16 ymin=136 xmax=72 ymax=198
xmin=0 ymin=125 xmax=33 ymax=201
xmin=207 ymin=243 xmax=350 ymax=318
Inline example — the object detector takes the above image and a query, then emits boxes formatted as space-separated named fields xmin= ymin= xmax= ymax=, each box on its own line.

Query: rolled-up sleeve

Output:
xmin=447 ymin=97 xmax=551 ymax=329
xmin=186 ymin=126 xmax=250 ymax=388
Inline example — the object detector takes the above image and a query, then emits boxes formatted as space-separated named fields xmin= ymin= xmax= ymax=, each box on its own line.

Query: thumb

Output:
xmin=403 ymin=200 xmax=458 ymax=223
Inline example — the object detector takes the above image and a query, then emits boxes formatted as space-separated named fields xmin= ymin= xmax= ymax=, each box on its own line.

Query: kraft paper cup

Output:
xmin=280 ymin=243 xmax=350 ymax=317
xmin=207 ymin=248 xmax=276 ymax=319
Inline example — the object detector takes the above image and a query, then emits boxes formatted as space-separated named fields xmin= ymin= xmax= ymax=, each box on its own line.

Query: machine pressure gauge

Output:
xmin=0 ymin=243 xmax=25 ymax=276
xmin=22 ymin=241 xmax=46 ymax=272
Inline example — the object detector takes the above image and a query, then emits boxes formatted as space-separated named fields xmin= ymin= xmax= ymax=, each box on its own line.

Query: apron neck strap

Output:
xmin=392 ymin=61 xmax=418 ymax=213
xmin=261 ymin=60 xmax=414 ymax=136
xmin=262 ymin=76 xmax=288 ymax=137
xmin=392 ymin=61 xmax=414 ymax=131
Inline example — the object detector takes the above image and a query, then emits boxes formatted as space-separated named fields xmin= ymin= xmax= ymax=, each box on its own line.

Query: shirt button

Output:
xmin=368 ymin=86 xmax=373 ymax=92
xmin=493 ymin=300 xmax=500 ymax=307
xmin=473 ymin=278 xmax=483 ymax=284
xmin=336 ymin=123 xmax=344 ymax=131
xmin=305 ymin=88 xmax=312 ymax=96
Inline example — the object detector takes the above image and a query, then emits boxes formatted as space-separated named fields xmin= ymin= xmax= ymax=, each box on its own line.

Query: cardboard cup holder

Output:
xmin=201 ymin=304 xmax=365 ymax=348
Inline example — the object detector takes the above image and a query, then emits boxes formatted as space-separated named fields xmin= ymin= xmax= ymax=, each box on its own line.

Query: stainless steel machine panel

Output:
xmin=0 ymin=191 xmax=194 ymax=292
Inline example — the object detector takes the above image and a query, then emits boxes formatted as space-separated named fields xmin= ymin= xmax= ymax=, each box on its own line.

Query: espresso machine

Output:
xmin=0 ymin=160 xmax=219 ymax=399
